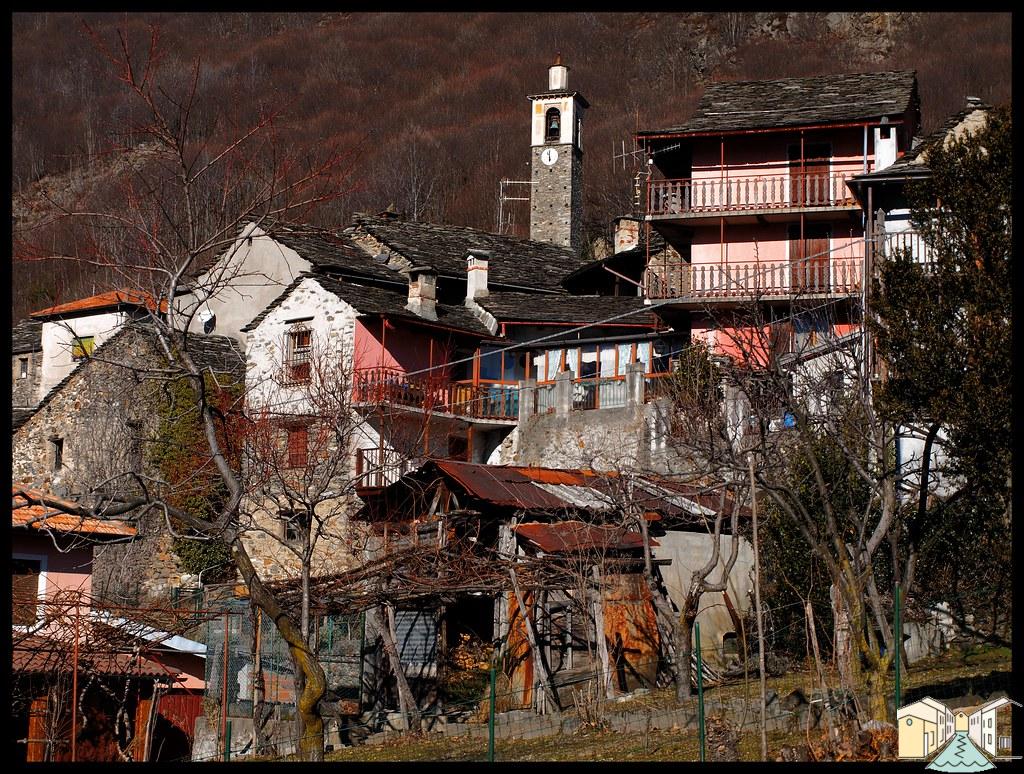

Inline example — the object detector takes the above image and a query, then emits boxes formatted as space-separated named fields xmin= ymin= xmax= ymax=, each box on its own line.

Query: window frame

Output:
xmin=283 ymin=324 xmax=313 ymax=385
xmin=19 ymin=357 xmax=29 ymax=378
xmin=70 ymin=335 xmax=95 ymax=361
xmin=545 ymin=107 xmax=561 ymax=143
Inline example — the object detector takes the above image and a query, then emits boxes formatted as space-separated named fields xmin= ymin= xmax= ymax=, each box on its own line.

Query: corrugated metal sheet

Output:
xmin=435 ymin=461 xmax=568 ymax=509
xmin=13 ymin=634 xmax=169 ymax=678
xmin=394 ymin=609 xmax=438 ymax=666
xmin=513 ymin=521 xmax=656 ymax=553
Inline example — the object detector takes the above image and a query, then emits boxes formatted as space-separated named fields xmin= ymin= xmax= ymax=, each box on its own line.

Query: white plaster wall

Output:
xmin=244 ymin=277 xmax=356 ymax=414
xmin=180 ymin=223 xmax=313 ymax=344
xmin=531 ymin=96 xmax=578 ymax=147
xmin=652 ymin=530 xmax=755 ymax=666
xmin=39 ymin=310 xmax=130 ymax=400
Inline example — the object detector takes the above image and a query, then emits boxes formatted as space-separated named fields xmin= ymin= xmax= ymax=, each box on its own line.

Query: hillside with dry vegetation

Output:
xmin=11 ymin=12 xmax=1011 ymax=322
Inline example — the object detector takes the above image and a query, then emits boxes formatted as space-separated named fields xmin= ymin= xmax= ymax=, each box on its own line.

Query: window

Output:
xmin=545 ymin=108 xmax=561 ymax=142
xmin=287 ymin=426 xmax=308 ymax=468
xmin=19 ymin=357 xmax=29 ymax=379
xmin=281 ymin=510 xmax=309 ymax=544
xmin=71 ymin=336 xmax=95 ymax=361
xmin=51 ymin=438 xmax=64 ymax=471
xmin=284 ymin=325 xmax=312 ymax=384
xmin=12 ymin=558 xmax=42 ymax=626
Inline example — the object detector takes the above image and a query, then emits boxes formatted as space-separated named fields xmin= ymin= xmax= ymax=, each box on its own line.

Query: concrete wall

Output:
xmin=652 ymin=530 xmax=755 ymax=666
xmin=180 ymin=223 xmax=313 ymax=344
xmin=39 ymin=310 xmax=130 ymax=400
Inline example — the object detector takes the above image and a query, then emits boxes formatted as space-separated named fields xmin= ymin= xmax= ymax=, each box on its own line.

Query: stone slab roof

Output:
xmin=475 ymin=292 xmax=660 ymax=326
xmin=851 ymin=101 xmax=991 ymax=184
xmin=349 ymin=213 xmax=583 ymax=292
xmin=639 ymin=70 xmax=917 ymax=136
xmin=241 ymin=274 xmax=493 ymax=338
xmin=12 ymin=324 xmax=244 ymax=433
xmin=12 ymin=318 xmax=42 ymax=354
xmin=259 ymin=220 xmax=400 ymax=282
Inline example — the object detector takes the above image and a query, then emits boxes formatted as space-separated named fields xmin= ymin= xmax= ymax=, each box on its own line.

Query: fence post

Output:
xmin=894 ymin=583 xmax=902 ymax=714
xmin=224 ymin=720 xmax=232 ymax=762
xmin=696 ymin=621 xmax=705 ymax=763
xmin=488 ymin=665 xmax=497 ymax=762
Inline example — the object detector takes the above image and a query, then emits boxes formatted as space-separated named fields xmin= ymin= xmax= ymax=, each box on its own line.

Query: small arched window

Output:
xmin=545 ymin=108 xmax=561 ymax=142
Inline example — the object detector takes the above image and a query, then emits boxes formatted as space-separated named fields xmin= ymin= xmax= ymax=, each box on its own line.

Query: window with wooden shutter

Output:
xmin=284 ymin=325 xmax=312 ymax=384
xmin=13 ymin=558 xmax=42 ymax=626
xmin=287 ymin=426 xmax=308 ymax=468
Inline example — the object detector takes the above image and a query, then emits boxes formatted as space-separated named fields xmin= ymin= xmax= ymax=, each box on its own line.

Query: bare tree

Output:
xmin=13 ymin=24 xmax=363 ymax=761
xmin=654 ymin=292 xmax=950 ymax=721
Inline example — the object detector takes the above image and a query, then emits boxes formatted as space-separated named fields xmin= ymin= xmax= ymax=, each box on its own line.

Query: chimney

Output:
xmin=405 ymin=266 xmax=437 ymax=321
xmin=549 ymin=53 xmax=569 ymax=91
xmin=613 ymin=217 xmax=640 ymax=254
xmin=466 ymin=250 xmax=490 ymax=301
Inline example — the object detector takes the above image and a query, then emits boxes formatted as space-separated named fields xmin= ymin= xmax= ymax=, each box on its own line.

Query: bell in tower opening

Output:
xmin=545 ymin=108 xmax=561 ymax=142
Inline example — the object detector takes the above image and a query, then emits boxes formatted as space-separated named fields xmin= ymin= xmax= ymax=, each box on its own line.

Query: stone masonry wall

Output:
xmin=12 ymin=350 xmax=43 ymax=408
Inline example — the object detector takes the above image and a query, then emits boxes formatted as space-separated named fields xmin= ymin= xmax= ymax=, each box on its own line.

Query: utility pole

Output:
xmin=749 ymin=453 xmax=768 ymax=760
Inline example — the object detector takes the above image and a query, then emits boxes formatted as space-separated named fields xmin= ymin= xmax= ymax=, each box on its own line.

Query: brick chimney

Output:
xmin=406 ymin=266 xmax=437 ymax=321
xmin=466 ymin=250 xmax=490 ymax=301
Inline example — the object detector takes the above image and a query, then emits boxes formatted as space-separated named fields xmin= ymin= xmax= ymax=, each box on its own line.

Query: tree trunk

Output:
xmin=380 ymin=604 xmax=422 ymax=732
xmin=675 ymin=607 xmax=698 ymax=701
xmin=228 ymin=535 xmax=325 ymax=761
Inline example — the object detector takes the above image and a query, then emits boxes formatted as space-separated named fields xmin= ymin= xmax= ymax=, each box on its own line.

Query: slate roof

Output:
xmin=349 ymin=212 xmax=583 ymax=292
xmin=850 ymin=101 xmax=991 ymax=184
xmin=12 ymin=318 xmax=42 ymax=354
xmin=638 ymin=70 xmax=918 ymax=136
xmin=258 ymin=220 xmax=401 ymax=283
xmin=12 ymin=324 xmax=244 ymax=433
xmin=185 ymin=332 xmax=246 ymax=380
xmin=475 ymin=292 xmax=660 ymax=326
xmin=241 ymin=274 xmax=494 ymax=338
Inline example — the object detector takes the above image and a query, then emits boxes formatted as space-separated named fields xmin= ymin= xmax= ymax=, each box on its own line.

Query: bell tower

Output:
xmin=528 ymin=54 xmax=588 ymax=252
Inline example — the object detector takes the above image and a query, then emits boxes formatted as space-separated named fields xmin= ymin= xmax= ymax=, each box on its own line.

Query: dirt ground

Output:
xmin=310 ymin=644 xmax=1009 ymax=762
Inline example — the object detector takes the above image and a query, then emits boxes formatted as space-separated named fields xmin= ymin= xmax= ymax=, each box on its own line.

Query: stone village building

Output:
xmin=11 ymin=59 xmax=982 ymax=755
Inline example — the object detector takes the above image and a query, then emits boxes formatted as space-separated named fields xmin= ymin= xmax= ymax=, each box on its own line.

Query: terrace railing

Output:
xmin=352 ymin=368 xmax=518 ymax=421
xmin=644 ymin=256 xmax=863 ymax=300
xmin=649 ymin=171 xmax=856 ymax=216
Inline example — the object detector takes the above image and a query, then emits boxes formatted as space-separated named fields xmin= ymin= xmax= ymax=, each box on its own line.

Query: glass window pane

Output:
xmin=545 ymin=349 xmax=562 ymax=380
xmin=565 ymin=348 xmax=580 ymax=376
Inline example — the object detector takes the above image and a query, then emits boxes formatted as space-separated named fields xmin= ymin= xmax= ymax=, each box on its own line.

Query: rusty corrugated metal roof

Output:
xmin=426 ymin=461 xmax=746 ymax=520
xmin=12 ymin=488 xmax=137 ymax=538
xmin=13 ymin=634 xmax=169 ymax=678
xmin=513 ymin=521 xmax=656 ymax=553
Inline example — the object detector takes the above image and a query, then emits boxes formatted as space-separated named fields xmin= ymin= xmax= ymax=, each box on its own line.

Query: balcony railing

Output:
xmin=355 ymin=447 xmax=415 ymax=489
xmin=649 ymin=172 xmax=856 ymax=216
xmin=644 ymin=256 xmax=863 ymax=301
xmin=352 ymin=367 xmax=518 ymax=421
xmin=878 ymin=230 xmax=934 ymax=268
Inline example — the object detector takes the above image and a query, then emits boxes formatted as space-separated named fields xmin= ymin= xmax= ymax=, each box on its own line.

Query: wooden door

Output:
xmin=789 ymin=224 xmax=831 ymax=292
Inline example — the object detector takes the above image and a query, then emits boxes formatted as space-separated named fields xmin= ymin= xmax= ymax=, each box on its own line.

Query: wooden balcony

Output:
xmin=352 ymin=367 xmax=519 ymax=422
xmin=648 ymin=172 xmax=857 ymax=219
xmin=644 ymin=256 xmax=863 ymax=302
xmin=878 ymin=230 xmax=934 ymax=268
